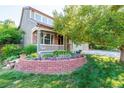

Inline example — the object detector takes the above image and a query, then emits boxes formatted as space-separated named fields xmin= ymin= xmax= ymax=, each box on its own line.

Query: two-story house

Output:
xmin=19 ymin=6 xmax=89 ymax=52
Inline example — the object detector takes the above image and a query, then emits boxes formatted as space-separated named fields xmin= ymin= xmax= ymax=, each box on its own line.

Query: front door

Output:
xmin=58 ymin=35 xmax=63 ymax=45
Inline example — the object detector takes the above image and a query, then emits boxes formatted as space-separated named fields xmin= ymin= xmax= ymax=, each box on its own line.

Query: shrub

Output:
xmin=42 ymin=53 xmax=54 ymax=59
xmin=5 ymin=55 xmax=19 ymax=61
xmin=0 ymin=20 xmax=23 ymax=44
xmin=1 ymin=44 xmax=22 ymax=58
xmin=53 ymin=50 xmax=72 ymax=56
xmin=91 ymin=44 xmax=115 ymax=50
xmin=26 ymin=53 xmax=39 ymax=60
xmin=31 ymin=53 xmax=39 ymax=58
xmin=23 ymin=44 xmax=37 ymax=55
xmin=42 ymin=50 xmax=73 ymax=59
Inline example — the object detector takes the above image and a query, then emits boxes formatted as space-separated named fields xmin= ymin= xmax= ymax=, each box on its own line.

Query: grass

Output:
xmin=0 ymin=54 xmax=124 ymax=88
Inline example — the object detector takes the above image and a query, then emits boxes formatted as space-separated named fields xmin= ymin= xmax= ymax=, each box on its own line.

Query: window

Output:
xmin=44 ymin=34 xmax=51 ymax=44
xmin=35 ymin=13 xmax=41 ymax=22
xmin=39 ymin=32 xmax=54 ymax=44
xmin=47 ymin=19 xmax=53 ymax=26
xmin=30 ymin=11 xmax=34 ymax=19
xmin=33 ymin=12 xmax=53 ymax=26
xmin=42 ymin=17 xmax=47 ymax=24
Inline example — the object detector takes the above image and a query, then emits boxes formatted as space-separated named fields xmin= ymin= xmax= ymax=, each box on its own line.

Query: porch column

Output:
xmin=37 ymin=30 xmax=41 ymax=53
xmin=63 ymin=36 xmax=67 ymax=50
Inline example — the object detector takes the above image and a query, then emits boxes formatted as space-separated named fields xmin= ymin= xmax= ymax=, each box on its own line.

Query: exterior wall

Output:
xmin=20 ymin=7 xmax=37 ymax=46
xmin=15 ymin=57 xmax=86 ymax=74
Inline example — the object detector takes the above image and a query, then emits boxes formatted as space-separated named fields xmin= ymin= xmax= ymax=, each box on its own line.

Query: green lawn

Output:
xmin=0 ymin=55 xmax=124 ymax=88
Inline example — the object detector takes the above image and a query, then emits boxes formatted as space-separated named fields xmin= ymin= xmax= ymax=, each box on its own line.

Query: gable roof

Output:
xmin=29 ymin=6 xmax=54 ymax=19
xmin=18 ymin=6 xmax=54 ymax=29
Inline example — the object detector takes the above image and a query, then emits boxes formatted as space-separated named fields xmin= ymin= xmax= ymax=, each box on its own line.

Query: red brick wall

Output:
xmin=15 ymin=57 xmax=86 ymax=74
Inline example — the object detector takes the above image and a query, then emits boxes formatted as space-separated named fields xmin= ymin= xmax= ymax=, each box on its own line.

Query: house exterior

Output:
xmin=19 ymin=6 xmax=89 ymax=52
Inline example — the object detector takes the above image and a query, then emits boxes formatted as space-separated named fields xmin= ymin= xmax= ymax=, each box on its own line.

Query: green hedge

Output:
xmin=90 ymin=44 xmax=115 ymax=50
xmin=42 ymin=50 xmax=72 ymax=59
xmin=1 ymin=44 xmax=22 ymax=57
xmin=23 ymin=44 xmax=37 ymax=55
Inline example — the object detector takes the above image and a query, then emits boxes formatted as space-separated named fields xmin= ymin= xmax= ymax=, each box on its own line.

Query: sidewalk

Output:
xmin=82 ymin=50 xmax=120 ymax=58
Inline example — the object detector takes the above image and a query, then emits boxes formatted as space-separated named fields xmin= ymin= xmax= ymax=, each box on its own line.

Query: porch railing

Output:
xmin=38 ymin=44 xmax=64 ymax=51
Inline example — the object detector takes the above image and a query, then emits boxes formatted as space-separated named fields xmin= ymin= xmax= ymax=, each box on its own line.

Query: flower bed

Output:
xmin=15 ymin=56 xmax=86 ymax=74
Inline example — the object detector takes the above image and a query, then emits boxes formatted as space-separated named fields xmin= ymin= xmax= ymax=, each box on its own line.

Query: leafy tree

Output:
xmin=53 ymin=5 xmax=124 ymax=62
xmin=53 ymin=6 xmax=82 ymax=45
xmin=85 ymin=6 xmax=124 ymax=62
xmin=110 ymin=5 xmax=124 ymax=12
xmin=0 ymin=19 xmax=23 ymax=44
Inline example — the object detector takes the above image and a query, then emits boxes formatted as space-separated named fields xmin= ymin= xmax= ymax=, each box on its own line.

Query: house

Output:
xmin=19 ymin=6 xmax=89 ymax=52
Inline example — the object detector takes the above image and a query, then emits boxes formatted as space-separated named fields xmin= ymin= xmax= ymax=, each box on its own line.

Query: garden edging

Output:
xmin=15 ymin=56 xmax=86 ymax=74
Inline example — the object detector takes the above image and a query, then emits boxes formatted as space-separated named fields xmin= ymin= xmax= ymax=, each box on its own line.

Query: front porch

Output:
xmin=31 ymin=27 xmax=65 ymax=51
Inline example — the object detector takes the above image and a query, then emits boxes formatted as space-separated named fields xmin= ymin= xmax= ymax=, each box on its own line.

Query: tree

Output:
xmin=110 ymin=5 xmax=124 ymax=12
xmin=53 ymin=6 xmax=80 ymax=50
xmin=85 ymin=6 xmax=124 ymax=62
xmin=53 ymin=5 xmax=124 ymax=62
xmin=0 ymin=19 xmax=23 ymax=44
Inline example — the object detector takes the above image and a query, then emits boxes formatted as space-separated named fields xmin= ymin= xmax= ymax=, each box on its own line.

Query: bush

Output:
xmin=31 ymin=53 xmax=39 ymax=58
xmin=0 ymin=21 xmax=23 ymax=44
xmin=5 ymin=55 xmax=19 ymax=61
xmin=23 ymin=44 xmax=37 ymax=55
xmin=26 ymin=53 xmax=39 ymax=60
xmin=53 ymin=50 xmax=72 ymax=56
xmin=1 ymin=44 xmax=22 ymax=58
xmin=42 ymin=53 xmax=54 ymax=59
xmin=91 ymin=44 xmax=115 ymax=50
xmin=42 ymin=50 xmax=73 ymax=59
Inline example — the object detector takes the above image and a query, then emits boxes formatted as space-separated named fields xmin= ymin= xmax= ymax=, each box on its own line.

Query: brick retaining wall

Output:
xmin=15 ymin=57 xmax=86 ymax=74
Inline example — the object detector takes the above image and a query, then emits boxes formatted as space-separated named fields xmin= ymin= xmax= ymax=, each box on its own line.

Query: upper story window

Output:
xmin=30 ymin=10 xmax=53 ymax=26
xmin=30 ymin=11 xmax=34 ymax=19
xmin=47 ymin=19 xmax=53 ymax=26
xmin=35 ymin=13 xmax=41 ymax=22
xmin=42 ymin=16 xmax=47 ymax=24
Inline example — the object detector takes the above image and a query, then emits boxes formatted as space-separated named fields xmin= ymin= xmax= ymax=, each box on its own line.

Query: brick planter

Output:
xmin=15 ymin=57 xmax=86 ymax=74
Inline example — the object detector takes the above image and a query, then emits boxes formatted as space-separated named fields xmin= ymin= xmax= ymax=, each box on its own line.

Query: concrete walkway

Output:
xmin=82 ymin=50 xmax=120 ymax=58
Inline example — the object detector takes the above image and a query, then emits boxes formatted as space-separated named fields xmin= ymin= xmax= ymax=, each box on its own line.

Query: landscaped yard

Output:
xmin=0 ymin=54 xmax=124 ymax=88
xmin=0 ymin=5 xmax=124 ymax=89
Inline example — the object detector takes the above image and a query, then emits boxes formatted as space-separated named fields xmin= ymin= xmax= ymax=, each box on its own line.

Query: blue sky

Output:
xmin=0 ymin=5 xmax=64 ymax=26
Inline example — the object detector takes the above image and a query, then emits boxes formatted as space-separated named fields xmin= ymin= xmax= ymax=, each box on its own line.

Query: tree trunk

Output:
xmin=120 ymin=46 xmax=124 ymax=62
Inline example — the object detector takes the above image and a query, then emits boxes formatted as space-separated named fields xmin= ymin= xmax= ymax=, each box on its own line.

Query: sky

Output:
xmin=0 ymin=5 xmax=64 ymax=26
